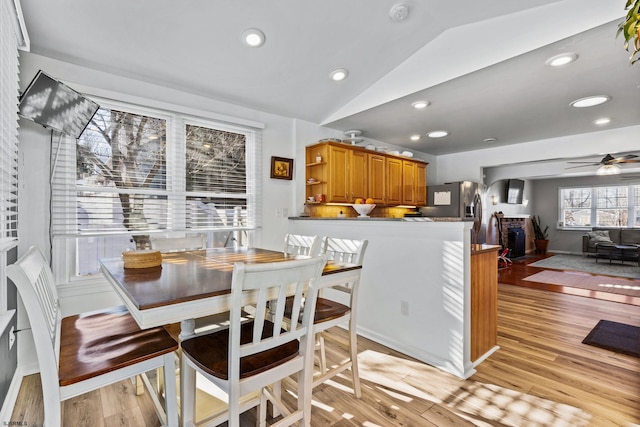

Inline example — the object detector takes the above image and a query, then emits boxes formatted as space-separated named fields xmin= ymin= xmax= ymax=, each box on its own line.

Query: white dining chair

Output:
xmin=283 ymin=237 xmax=367 ymax=399
xmin=6 ymin=246 xmax=179 ymax=427
xmin=179 ymin=256 xmax=326 ymax=427
xmin=315 ymin=237 xmax=367 ymax=397
xmin=283 ymin=233 xmax=321 ymax=257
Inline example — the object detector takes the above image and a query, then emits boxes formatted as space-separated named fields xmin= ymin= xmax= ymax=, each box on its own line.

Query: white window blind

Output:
xmin=51 ymin=101 xmax=261 ymax=276
xmin=0 ymin=0 xmax=20 ymax=250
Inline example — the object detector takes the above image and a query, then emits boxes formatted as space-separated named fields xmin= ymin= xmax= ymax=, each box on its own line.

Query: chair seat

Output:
xmin=58 ymin=306 xmax=179 ymax=387
xmin=284 ymin=296 xmax=350 ymax=324
xmin=181 ymin=320 xmax=299 ymax=380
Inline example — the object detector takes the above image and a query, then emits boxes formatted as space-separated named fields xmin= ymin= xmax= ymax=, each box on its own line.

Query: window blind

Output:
xmin=0 ymin=0 xmax=21 ymax=250
xmin=50 ymin=103 xmax=261 ymax=243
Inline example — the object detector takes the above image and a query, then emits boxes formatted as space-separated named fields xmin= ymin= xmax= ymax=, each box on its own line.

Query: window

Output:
xmin=559 ymin=185 xmax=640 ymax=228
xmin=51 ymin=102 xmax=261 ymax=278
xmin=561 ymin=188 xmax=591 ymax=227
xmin=595 ymin=186 xmax=627 ymax=227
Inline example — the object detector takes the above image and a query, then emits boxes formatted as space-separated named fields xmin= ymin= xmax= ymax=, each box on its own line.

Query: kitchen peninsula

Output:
xmin=288 ymin=216 xmax=500 ymax=379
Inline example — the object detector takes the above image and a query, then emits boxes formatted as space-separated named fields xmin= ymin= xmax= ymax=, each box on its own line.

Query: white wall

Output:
xmin=435 ymin=125 xmax=640 ymax=185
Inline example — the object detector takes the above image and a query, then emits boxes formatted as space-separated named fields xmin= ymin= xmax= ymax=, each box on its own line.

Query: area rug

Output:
xmin=523 ymin=270 xmax=640 ymax=298
xmin=582 ymin=320 xmax=640 ymax=358
xmin=529 ymin=254 xmax=640 ymax=279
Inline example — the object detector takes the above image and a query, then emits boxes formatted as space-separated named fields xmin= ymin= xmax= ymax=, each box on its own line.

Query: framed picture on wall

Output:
xmin=270 ymin=156 xmax=293 ymax=180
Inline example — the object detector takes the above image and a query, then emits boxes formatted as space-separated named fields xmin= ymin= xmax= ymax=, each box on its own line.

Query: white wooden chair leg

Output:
xmin=319 ymin=334 xmax=327 ymax=374
xmin=349 ymin=323 xmax=361 ymax=398
xmin=258 ymin=389 xmax=267 ymax=427
xmin=180 ymin=357 xmax=196 ymax=426
xmin=271 ymin=381 xmax=282 ymax=418
xmin=162 ymin=354 xmax=179 ymax=427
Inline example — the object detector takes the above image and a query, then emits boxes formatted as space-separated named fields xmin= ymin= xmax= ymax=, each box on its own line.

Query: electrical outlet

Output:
xmin=9 ymin=326 xmax=15 ymax=350
xmin=275 ymin=208 xmax=282 ymax=217
xmin=282 ymin=208 xmax=288 ymax=217
xmin=400 ymin=301 xmax=409 ymax=316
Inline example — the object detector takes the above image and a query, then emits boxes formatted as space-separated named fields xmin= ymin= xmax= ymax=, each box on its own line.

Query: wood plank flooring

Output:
xmin=10 ymin=265 xmax=640 ymax=426
xmin=500 ymin=252 xmax=640 ymax=306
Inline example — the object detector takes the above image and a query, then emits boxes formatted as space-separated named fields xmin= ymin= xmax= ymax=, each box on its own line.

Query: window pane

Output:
xmin=186 ymin=196 xmax=247 ymax=229
xmin=563 ymin=209 xmax=590 ymax=227
xmin=560 ymin=188 xmax=591 ymax=227
xmin=185 ymin=125 xmax=246 ymax=193
xmin=596 ymin=209 xmax=627 ymax=227
xmin=561 ymin=188 xmax=591 ymax=208
xmin=76 ymin=108 xmax=167 ymax=237
xmin=596 ymin=186 xmax=627 ymax=208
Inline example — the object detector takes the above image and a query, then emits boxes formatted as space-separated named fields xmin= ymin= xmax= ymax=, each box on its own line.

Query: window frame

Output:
xmin=558 ymin=184 xmax=640 ymax=229
xmin=52 ymin=97 xmax=262 ymax=284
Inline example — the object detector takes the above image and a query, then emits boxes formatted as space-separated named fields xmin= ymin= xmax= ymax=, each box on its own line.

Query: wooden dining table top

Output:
xmin=99 ymin=247 xmax=361 ymax=312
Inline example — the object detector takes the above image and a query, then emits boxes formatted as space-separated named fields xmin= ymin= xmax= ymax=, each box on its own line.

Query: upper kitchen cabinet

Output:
xmin=305 ymin=142 xmax=427 ymax=206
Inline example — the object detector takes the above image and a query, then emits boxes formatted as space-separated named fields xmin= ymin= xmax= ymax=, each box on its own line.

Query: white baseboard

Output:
xmin=356 ymin=325 xmax=470 ymax=380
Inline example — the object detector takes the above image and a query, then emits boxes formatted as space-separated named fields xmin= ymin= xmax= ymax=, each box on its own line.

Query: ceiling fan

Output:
xmin=565 ymin=153 xmax=640 ymax=170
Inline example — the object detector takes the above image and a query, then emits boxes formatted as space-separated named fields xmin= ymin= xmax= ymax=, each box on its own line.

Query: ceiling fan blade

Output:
xmin=565 ymin=163 xmax=601 ymax=169
xmin=614 ymin=159 xmax=640 ymax=164
xmin=566 ymin=161 xmax=602 ymax=165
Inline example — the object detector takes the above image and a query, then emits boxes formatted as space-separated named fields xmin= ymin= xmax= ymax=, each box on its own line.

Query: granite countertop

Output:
xmin=289 ymin=216 xmax=476 ymax=222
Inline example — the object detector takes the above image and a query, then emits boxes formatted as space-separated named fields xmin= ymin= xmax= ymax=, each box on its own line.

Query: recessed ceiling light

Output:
xmin=241 ymin=28 xmax=265 ymax=47
xmin=593 ymin=117 xmax=612 ymax=126
xmin=427 ymin=130 xmax=448 ymax=138
xmin=410 ymin=134 xmax=421 ymax=141
xmin=483 ymin=137 xmax=498 ymax=143
xmin=545 ymin=53 xmax=578 ymax=67
xmin=329 ymin=68 xmax=349 ymax=81
xmin=570 ymin=95 xmax=610 ymax=108
xmin=411 ymin=100 xmax=430 ymax=109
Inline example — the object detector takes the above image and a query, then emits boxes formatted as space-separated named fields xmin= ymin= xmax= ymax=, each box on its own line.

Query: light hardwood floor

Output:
xmin=10 ymin=282 xmax=640 ymax=426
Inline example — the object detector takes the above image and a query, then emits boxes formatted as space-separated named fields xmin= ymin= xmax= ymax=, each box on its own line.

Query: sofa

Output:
xmin=582 ymin=227 xmax=640 ymax=259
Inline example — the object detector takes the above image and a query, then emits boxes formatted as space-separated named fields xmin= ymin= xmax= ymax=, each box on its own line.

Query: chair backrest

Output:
xmin=321 ymin=237 xmax=368 ymax=265
xmin=228 ymin=256 xmax=326 ymax=367
xmin=283 ymin=233 xmax=320 ymax=257
xmin=150 ymin=234 xmax=206 ymax=252
xmin=6 ymin=246 xmax=63 ymax=411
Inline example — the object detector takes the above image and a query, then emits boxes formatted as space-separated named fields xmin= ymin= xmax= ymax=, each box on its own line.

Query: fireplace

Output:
xmin=507 ymin=227 xmax=526 ymax=258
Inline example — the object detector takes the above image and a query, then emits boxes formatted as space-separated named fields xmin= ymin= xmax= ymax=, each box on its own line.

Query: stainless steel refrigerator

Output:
xmin=421 ymin=181 xmax=486 ymax=244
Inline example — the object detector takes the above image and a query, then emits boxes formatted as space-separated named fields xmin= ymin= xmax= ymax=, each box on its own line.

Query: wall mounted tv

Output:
xmin=506 ymin=179 xmax=525 ymax=204
xmin=18 ymin=70 xmax=99 ymax=139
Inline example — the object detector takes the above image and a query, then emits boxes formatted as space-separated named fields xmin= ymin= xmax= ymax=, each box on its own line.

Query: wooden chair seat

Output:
xmin=58 ymin=306 xmax=178 ymax=386
xmin=181 ymin=321 xmax=298 ymax=381
xmin=284 ymin=296 xmax=350 ymax=324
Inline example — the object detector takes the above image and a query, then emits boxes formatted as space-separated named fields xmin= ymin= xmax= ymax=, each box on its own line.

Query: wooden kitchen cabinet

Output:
xmin=470 ymin=245 xmax=499 ymax=362
xmin=416 ymin=163 xmax=427 ymax=205
xmin=386 ymin=157 xmax=403 ymax=205
xmin=349 ymin=150 xmax=368 ymax=201
xmin=368 ymin=153 xmax=386 ymax=204
xmin=326 ymin=144 xmax=350 ymax=203
xmin=305 ymin=141 xmax=428 ymax=206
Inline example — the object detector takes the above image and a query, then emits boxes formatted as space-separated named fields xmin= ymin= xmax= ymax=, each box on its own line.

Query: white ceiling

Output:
xmin=19 ymin=0 xmax=639 ymax=165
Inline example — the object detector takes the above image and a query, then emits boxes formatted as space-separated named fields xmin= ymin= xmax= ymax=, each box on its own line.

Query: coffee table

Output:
xmin=595 ymin=243 xmax=640 ymax=266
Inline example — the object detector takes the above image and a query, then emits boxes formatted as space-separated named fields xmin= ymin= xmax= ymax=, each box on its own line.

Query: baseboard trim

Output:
xmin=356 ymin=325 xmax=470 ymax=380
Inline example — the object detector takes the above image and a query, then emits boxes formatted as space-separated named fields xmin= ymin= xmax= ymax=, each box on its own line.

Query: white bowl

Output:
xmin=351 ymin=204 xmax=376 ymax=217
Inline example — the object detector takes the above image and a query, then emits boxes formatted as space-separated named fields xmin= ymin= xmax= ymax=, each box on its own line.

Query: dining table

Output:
xmin=99 ymin=246 xmax=362 ymax=424
xmin=99 ymin=246 xmax=363 ymax=339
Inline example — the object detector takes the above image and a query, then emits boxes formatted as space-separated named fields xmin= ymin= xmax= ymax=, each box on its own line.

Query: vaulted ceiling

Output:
xmin=19 ymin=0 xmax=638 ymax=160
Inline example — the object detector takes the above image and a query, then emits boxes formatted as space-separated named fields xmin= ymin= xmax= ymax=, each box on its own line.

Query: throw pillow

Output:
xmin=587 ymin=230 xmax=613 ymax=249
